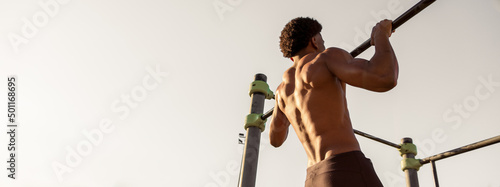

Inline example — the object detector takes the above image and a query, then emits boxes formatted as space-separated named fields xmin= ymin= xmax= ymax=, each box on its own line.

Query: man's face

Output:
xmin=314 ymin=33 xmax=326 ymax=52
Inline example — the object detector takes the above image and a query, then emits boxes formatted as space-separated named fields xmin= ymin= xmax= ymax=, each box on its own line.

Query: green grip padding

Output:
xmin=249 ymin=81 xmax=275 ymax=100
xmin=244 ymin=113 xmax=267 ymax=132
xmin=399 ymin=143 xmax=418 ymax=156
xmin=401 ymin=158 xmax=422 ymax=171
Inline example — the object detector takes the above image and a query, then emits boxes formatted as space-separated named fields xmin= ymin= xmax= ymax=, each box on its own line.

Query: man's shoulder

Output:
xmin=278 ymin=68 xmax=296 ymax=98
xmin=314 ymin=47 xmax=353 ymax=68
xmin=319 ymin=47 xmax=350 ymax=59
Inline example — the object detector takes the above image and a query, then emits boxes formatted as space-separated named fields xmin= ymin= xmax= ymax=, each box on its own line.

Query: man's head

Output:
xmin=279 ymin=17 xmax=324 ymax=58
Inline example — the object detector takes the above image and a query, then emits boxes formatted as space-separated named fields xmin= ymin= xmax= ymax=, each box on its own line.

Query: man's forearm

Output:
xmin=369 ymin=35 xmax=398 ymax=85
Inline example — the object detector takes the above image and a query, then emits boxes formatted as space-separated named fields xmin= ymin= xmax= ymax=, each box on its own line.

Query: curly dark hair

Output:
xmin=279 ymin=17 xmax=323 ymax=58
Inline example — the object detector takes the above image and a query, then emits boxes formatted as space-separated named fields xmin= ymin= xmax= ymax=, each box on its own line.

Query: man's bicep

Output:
xmin=326 ymin=49 xmax=388 ymax=92
xmin=324 ymin=48 xmax=371 ymax=88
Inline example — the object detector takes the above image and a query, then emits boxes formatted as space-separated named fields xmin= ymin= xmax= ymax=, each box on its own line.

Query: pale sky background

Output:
xmin=1 ymin=0 xmax=500 ymax=187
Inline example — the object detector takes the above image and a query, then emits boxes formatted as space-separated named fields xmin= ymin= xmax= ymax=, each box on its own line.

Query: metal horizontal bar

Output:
xmin=350 ymin=0 xmax=437 ymax=57
xmin=354 ymin=129 xmax=401 ymax=149
xmin=420 ymin=135 xmax=500 ymax=165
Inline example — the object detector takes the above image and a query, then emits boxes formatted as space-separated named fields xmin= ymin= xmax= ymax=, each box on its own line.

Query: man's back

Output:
xmin=271 ymin=17 xmax=396 ymax=186
xmin=277 ymin=51 xmax=361 ymax=167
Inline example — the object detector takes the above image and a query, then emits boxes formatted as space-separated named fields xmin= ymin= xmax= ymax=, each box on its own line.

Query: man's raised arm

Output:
xmin=324 ymin=20 xmax=399 ymax=92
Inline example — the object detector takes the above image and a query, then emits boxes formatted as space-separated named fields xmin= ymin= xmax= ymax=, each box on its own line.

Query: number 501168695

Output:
xmin=7 ymin=76 xmax=16 ymax=124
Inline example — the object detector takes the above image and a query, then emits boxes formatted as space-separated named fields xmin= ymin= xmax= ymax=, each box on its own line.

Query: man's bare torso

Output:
xmin=277 ymin=52 xmax=361 ymax=167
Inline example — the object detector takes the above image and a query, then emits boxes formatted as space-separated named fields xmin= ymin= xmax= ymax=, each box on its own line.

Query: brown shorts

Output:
xmin=305 ymin=151 xmax=383 ymax=187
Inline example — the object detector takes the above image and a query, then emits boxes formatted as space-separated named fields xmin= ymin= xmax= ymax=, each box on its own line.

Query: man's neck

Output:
xmin=292 ymin=50 xmax=315 ymax=66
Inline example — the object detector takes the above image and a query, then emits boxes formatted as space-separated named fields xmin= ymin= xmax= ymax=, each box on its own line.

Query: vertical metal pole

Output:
xmin=430 ymin=161 xmax=440 ymax=187
xmin=402 ymin=138 xmax=420 ymax=187
xmin=239 ymin=74 xmax=267 ymax=187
